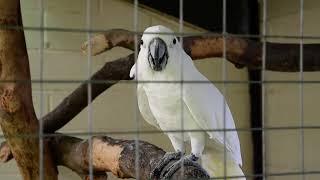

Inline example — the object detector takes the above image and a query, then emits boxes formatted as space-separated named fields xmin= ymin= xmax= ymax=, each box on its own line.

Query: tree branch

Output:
xmin=42 ymin=54 xmax=134 ymax=133
xmin=50 ymin=135 xmax=209 ymax=179
xmin=1 ymin=134 xmax=209 ymax=179
xmin=0 ymin=54 xmax=135 ymax=163
xmin=0 ymin=1 xmax=57 ymax=179
xmin=81 ymin=29 xmax=139 ymax=56
xmin=81 ymin=29 xmax=320 ymax=72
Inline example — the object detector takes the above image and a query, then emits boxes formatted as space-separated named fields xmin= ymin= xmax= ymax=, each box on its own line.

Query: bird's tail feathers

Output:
xmin=201 ymin=147 xmax=246 ymax=180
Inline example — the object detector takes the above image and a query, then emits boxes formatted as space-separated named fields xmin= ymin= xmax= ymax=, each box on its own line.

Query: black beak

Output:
xmin=148 ymin=38 xmax=168 ymax=71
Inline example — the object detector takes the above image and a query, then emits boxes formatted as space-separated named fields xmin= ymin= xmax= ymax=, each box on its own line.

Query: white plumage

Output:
xmin=130 ymin=25 xmax=245 ymax=179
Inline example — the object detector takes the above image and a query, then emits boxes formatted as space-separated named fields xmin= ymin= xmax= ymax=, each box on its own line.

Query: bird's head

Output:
xmin=139 ymin=25 xmax=180 ymax=72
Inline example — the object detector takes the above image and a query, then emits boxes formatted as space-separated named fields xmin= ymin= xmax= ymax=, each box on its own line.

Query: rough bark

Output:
xmin=1 ymin=134 xmax=209 ymax=179
xmin=81 ymin=29 xmax=320 ymax=72
xmin=49 ymin=135 xmax=208 ymax=179
xmin=0 ymin=1 xmax=57 ymax=179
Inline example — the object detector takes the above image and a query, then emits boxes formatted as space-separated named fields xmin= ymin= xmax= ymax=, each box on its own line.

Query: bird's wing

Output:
xmin=182 ymin=56 xmax=242 ymax=166
xmin=130 ymin=63 xmax=159 ymax=129
xmin=137 ymin=85 xmax=160 ymax=129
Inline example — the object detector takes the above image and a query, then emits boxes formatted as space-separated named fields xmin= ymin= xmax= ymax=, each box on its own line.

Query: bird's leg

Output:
xmin=161 ymin=133 xmax=207 ymax=178
xmin=189 ymin=132 xmax=205 ymax=158
xmin=150 ymin=134 xmax=185 ymax=179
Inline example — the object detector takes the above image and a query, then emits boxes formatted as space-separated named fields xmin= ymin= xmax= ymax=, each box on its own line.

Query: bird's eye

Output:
xmin=173 ymin=38 xmax=176 ymax=44
xmin=140 ymin=40 xmax=144 ymax=46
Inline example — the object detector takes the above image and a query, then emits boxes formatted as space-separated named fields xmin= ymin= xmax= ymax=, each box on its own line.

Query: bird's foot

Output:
xmin=162 ymin=153 xmax=206 ymax=179
xmin=150 ymin=151 xmax=183 ymax=179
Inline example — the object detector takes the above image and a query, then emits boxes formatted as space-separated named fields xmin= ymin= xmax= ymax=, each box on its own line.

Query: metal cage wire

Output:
xmin=7 ymin=0 xmax=316 ymax=179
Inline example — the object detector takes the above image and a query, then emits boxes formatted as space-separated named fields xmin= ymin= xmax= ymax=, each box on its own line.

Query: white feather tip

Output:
xmin=129 ymin=63 xmax=136 ymax=79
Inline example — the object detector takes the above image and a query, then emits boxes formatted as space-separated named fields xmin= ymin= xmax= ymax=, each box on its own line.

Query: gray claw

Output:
xmin=162 ymin=153 xmax=204 ymax=179
xmin=150 ymin=151 xmax=183 ymax=179
xmin=187 ymin=153 xmax=199 ymax=161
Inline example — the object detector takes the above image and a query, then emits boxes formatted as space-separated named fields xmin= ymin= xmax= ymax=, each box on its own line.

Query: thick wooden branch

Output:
xmin=0 ymin=1 xmax=57 ymax=179
xmin=81 ymin=29 xmax=320 ymax=72
xmin=50 ymin=135 xmax=209 ymax=179
xmin=48 ymin=135 xmax=108 ymax=180
xmin=1 ymin=134 xmax=209 ymax=179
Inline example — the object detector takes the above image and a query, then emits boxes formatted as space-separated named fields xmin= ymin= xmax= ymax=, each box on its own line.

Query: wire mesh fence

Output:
xmin=1 ymin=0 xmax=320 ymax=180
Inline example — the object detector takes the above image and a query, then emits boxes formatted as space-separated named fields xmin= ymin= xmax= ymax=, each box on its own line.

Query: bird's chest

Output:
xmin=143 ymin=84 xmax=186 ymax=129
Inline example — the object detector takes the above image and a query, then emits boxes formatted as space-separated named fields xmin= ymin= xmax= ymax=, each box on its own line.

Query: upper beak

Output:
xmin=148 ymin=38 xmax=168 ymax=71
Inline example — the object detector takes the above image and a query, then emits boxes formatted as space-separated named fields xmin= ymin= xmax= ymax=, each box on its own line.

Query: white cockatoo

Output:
xmin=130 ymin=25 xmax=245 ymax=179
